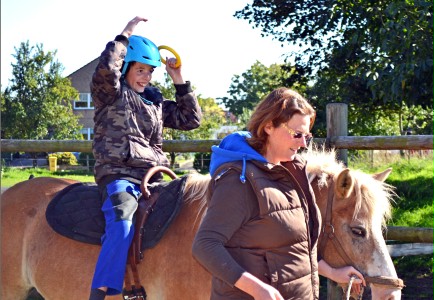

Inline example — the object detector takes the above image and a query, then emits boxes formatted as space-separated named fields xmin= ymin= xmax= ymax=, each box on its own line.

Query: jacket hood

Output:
xmin=210 ymin=131 xmax=267 ymax=182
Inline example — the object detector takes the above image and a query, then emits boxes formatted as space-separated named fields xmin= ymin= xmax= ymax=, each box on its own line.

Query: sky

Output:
xmin=1 ymin=0 xmax=296 ymax=100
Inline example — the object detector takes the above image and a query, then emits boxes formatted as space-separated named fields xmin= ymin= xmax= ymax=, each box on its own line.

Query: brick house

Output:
xmin=67 ymin=58 xmax=98 ymax=140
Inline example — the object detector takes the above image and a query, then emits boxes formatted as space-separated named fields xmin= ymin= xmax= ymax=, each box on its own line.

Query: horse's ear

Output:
xmin=335 ymin=168 xmax=354 ymax=199
xmin=372 ymin=168 xmax=392 ymax=182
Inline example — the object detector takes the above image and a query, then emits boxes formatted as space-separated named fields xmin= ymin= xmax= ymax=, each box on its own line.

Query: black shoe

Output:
xmin=89 ymin=288 xmax=106 ymax=300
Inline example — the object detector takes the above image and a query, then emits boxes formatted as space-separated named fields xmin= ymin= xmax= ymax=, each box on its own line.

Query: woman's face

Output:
xmin=264 ymin=113 xmax=312 ymax=164
xmin=125 ymin=62 xmax=154 ymax=93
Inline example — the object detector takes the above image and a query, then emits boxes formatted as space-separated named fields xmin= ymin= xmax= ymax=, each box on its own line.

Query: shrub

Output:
xmin=78 ymin=152 xmax=96 ymax=167
xmin=48 ymin=152 xmax=78 ymax=166
xmin=193 ymin=152 xmax=211 ymax=173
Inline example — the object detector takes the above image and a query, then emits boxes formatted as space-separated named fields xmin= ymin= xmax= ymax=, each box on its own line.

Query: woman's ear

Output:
xmin=264 ymin=121 xmax=274 ymax=135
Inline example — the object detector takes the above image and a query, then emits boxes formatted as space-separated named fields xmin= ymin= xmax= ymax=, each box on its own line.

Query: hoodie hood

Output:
xmin=210 ymin=131 xmax=267 ymax=182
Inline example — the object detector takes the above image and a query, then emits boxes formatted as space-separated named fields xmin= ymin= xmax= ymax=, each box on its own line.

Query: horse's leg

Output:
xmin=25 ymin=216 xmax=100 ymax=299
xmin=23 ymin=178 xmax=101 ymax=300
xmin=0 ymin=177 xmax=100 ymax=300
xmin=1 ymin=178 xmax=77 ymax=299
xmin=1 ymin=183 xmax=36 ymax=299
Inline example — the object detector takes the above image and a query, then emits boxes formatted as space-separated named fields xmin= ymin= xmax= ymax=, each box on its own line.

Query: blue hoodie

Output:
xmin=209 ymin=131 xmax=268 ymax=183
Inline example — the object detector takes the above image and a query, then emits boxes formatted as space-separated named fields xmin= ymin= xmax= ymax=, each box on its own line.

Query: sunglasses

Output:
xmin=282 ymin=123 xmax=313 ymax=143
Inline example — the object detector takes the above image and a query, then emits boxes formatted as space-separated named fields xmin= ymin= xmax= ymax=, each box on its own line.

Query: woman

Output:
xmin=89 ymin=16 xmax=201 ymax=300
xmin=192 ymin=88 xmax=364 ymax=299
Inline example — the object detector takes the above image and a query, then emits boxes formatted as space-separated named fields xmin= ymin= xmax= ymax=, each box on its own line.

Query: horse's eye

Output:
xmin=351 ymin=226 xmax=366 ymax=237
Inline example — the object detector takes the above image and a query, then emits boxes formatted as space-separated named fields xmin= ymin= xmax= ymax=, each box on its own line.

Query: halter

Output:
xmin=318 ymin=177 xmax=405 ymax=298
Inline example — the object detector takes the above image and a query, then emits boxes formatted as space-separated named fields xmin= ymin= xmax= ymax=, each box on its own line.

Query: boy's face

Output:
xmin=125 ymin=62 xmax=154 ymax=93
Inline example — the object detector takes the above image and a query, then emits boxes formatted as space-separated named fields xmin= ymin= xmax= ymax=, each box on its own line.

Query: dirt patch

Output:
xmin=399 ymin=270 xmax=433 ymax=299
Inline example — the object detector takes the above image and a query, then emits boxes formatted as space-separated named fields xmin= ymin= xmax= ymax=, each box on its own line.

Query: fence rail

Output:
xmin=385 ymin=226 xmax=433 ymax=243
xmin=1 ymin=135 xmax=433 ymax=153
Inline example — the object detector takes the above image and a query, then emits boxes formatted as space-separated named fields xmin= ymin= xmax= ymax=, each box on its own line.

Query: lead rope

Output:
xmin=344 ymin=275 xmax=364 ymax=300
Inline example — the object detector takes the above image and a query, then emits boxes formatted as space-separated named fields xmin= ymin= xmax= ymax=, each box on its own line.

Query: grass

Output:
xmin=349 ymin=150 xmax=433 ymax=228
xmin=0 ymin=165 xmax=191 ymax=188
xmin=1 ymin=166 xmax=95 ymax=188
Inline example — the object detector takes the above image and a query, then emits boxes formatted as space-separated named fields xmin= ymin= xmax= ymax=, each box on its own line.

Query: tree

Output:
xmin=1 ymin=41 xmax=82 ymax=140
xmin=235 ymin=0 xmax=433 ymax=110
xmin=153 ymin=75 xmax=226 ymax=167
xmin=306 ymin=74 xmax=433 ymax=137
xmin=219 ymin=61 xmax=306 ymax=115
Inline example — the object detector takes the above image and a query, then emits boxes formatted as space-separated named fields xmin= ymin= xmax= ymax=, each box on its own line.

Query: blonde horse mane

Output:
xmin=183 ymin=172 xmax=211 ymax=224
xmin=302 ymin=147 xmax=395 ymax=227
xmin=183 ymin=147 xmax=395 ymax=228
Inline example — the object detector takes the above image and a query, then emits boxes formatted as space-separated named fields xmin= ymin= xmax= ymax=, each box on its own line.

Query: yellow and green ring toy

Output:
xmin=158 ymin=45 xmax=182 ymax=68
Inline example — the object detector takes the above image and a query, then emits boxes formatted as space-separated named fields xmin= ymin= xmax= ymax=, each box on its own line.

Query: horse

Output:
xmin=1 ymin=149 xmax=403 ymax=300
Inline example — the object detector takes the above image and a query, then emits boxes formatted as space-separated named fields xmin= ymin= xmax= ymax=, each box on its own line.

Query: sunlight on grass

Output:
xmin=1 ymin=167 xmax=95 ymax=188
xmin=349 ymin=150 xmax=433 ymax=228
xmin=392 ymin=205 xmax=434 ymax=227
xmin=1 ymin=166 xmax=190 ymax=188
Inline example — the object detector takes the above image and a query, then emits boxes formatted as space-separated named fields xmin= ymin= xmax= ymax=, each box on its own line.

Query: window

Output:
xmin=74 ymin=93 xmax=94 ymax=109
xmin=80 ymin=128 xmax=94 ymax=140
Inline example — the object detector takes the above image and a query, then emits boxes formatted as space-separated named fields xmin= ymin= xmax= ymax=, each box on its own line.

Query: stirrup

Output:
xmin=122 ymin=285 xmax=147 ymax=300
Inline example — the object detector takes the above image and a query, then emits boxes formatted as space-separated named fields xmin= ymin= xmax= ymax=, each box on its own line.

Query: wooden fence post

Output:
xmin=327 ymin=280 xmax=343 ymax=300
xmin=326 ymin=103 xmax=348 ymax=165
xmin=326 ymin=103 xmax=348 ymax=298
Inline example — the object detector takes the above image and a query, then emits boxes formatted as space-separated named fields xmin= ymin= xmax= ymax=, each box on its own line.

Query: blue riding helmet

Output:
xmin=121 ymin=35 xmax=161 ymax=75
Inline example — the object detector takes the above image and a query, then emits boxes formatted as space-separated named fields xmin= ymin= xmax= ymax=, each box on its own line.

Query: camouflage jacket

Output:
xmin=91 ymin=35 xmax=202 ymax=185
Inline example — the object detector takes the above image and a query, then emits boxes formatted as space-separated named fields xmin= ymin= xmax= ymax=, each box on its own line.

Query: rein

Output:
xmin=318 ymin=178 xmax=405 ymax=297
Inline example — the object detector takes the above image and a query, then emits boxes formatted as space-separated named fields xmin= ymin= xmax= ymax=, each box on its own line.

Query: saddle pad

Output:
xmin=46 ymin=182 xmax=105 ymax=245
xmin=46 ymin=177 xmax=188 ymax=249
xmin=140 ymin=176 xmax=187 ymax=249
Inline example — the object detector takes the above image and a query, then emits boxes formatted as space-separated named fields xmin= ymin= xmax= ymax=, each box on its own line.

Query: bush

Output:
xmin=48 ymin=152 xmax=78 ymax=166
xmin=0 ymin=158 xmax=8 ymax=178
xmin=78 ymin=152 xmax=96 ymax=167
xmin=193 ymin=152 xmax=211 ymax=173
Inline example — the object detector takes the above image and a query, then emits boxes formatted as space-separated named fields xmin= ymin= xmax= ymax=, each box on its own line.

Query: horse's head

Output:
xmin=306 ymin=150 xmax=403 ymax=299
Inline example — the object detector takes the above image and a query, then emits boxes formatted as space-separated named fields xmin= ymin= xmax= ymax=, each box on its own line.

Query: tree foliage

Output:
xmin=153 ymin=75 xmax=227 ymax=166
xmin=235 ymin=0 xmax=433 ymax=109
xmin=153 ymin=74 xmax=226 ymax=140
xmin=219 ymin=61 xmax=307 ymax=115
xmin=306 ymin=70 xmax=433 ymax=136
xmin=1 ymin=41 xmax=82 ymax=139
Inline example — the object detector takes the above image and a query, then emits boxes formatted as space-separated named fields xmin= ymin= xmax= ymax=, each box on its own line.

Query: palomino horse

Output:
xmin=1 ymin=149 xmax=403 ymax=299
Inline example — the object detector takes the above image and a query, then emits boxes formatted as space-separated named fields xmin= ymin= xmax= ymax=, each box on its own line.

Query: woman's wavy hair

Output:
xmin=247 ymin=87 xmax=316 ymax=155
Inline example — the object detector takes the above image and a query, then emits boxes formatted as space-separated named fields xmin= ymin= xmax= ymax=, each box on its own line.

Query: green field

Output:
xmin=1 ymin=167 xmax=94 ymax=187
xmin=348 ymin=151 xmax=433 ymax=228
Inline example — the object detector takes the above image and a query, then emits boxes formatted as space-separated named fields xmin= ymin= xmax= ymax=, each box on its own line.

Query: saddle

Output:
xmin=46 ymin=166 xmax=187 ymax=299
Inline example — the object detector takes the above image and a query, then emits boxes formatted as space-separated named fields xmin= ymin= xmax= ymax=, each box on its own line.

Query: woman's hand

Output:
xmin=235 ymin=272 xmax=284 ymax=300
xmin=329 ymin=265 xmax=366 ymax=294
xmin=318 ymin=260 xmax=366 ymax=295
xmin=121 ymin=16 xmax=148 ymax=38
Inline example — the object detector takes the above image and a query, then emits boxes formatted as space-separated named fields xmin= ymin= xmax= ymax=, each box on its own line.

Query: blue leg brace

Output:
xmin=91 ymin=180 xmax=141 ymax=295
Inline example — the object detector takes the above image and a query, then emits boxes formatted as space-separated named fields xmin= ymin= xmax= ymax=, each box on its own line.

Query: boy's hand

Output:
xmin=121 ymin=16 xmax=148 ymax=38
